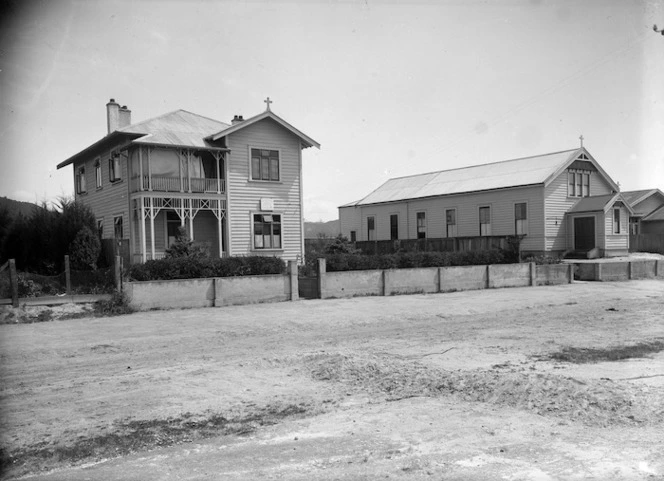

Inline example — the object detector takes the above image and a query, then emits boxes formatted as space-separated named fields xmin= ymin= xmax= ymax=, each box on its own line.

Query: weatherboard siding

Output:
xmin=604 ymin=207 xmax=629 ymax=251
xmin=345 ymin=185 xmax=545 ymax=251
xmin=339 ymin=205 xmax=361 ymax=240
xmin=544 ymin=170 xmax=615 ymax=251
xmin=74 ymin=142 xmax=131 ymax=241
xmin=226 ymin=118 xmax=304 ymax=262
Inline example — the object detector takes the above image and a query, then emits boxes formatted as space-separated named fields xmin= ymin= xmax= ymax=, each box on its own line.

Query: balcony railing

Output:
xmin=132 ymin=176 xmax=225 ymax=194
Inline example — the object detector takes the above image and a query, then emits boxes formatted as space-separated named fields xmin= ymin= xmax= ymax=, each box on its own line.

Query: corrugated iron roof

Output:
xmin=121 ymin=110 xmax=230 ymax=149
xmin=620 ymin=189 xmax=664 ymax=216
xmin=568 ymin=194 xmax=618 ymax=213
xmin=643 ymin=205 xmax=664 ymax=221
xmin=356 ymin=149 xmax=580 ymax=205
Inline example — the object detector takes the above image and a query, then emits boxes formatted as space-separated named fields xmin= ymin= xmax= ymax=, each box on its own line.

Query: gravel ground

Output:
xmin=1 ymin=279 xmax=663 ymax=480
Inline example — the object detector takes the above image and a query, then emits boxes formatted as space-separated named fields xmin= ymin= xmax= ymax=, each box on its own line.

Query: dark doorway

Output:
xmin=574 ymin=217 xmax=595 ymax=251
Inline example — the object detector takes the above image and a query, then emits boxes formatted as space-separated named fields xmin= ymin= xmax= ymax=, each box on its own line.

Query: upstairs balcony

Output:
xmin=131 ymin=175 xmax=225 ymax=194
xmin=129 ymin=147 xmax=226 ymax=195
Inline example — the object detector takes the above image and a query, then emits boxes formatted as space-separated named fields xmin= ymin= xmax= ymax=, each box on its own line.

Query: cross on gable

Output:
xmin=579 ymin=135 xmax=584 ymax=148
xmin=264 ymin=97 xmax=273 ymax=111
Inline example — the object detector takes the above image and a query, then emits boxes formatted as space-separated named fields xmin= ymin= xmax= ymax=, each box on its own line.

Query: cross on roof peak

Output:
xmin=264 ymin=97 xmax=273 ymax=111
xmin=579 ymin=134 xmax=584 ymax=148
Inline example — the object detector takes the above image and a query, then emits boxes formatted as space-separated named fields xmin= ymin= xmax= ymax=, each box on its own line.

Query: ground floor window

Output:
xmin=515 ymin=203 xmax=527 ymax=235
xmin=114 ymin=215 xmax=123 ymax=239
xmin=390 ymin=214 xmax=399 ymax=240
xmin=446 ymin=209 xmax=457 ymax=237
xmin=367 ymin=216 xmax=375 ymax=241
xmin=416 ymin=212 xmax=426 ymax=239
xmin=97 ymin=219 xmax=103 ymax=239
xmin=479 ymin=206 xmax=491 ymax=236
xmin=167 ymin=211 xmax=182 ymax=247
xmin=613 ymin=208 xmax=621 ymax=234
xmin=253 ymin=214 xmax=281 ymax=249
xmin=350 ymin=230 xmax=356 ymax=242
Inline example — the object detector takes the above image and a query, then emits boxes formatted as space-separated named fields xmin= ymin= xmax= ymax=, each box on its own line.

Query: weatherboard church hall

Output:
xmin=339 ymin=143 xmax=633 ymax=258
xmin=57 ymin=98 xmax=319 ymax=265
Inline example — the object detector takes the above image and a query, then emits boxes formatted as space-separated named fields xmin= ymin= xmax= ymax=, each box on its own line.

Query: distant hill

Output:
xmin=304 ymin=220 xmax=340 ymax=239
xmin=0 ymin=197 xmax=41 ymax=218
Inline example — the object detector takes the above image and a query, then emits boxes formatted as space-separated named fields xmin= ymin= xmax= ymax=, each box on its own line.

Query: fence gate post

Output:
xmin=64 ymin=255 xmax=71 ymax=295
xmin=9 ymin=259 xmax=18 ymax=308
xmin=288 ymin=260 xmax=298 ymax=301
xmin=317 ymin=258 xmax=326 ymax=299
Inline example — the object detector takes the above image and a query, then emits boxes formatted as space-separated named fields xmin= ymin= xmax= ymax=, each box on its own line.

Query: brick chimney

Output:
xmin=231 ymin=114 xmax=244 ymax=125
xmin=119 ymin=105 xmax=131 ymax=129
xmin=106 ymin=98 xmax=120 ymax=134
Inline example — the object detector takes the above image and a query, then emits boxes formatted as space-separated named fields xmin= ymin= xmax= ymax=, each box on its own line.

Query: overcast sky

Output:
xmin=1 ymin=0 xmax=663 ymax=221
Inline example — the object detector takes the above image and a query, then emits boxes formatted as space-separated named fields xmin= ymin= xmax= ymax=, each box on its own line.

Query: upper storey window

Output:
xmin=251 ymin=149 xmax=279 ymax=181
xmin=76 ymin=167 xmax=86 ymax=194
xmin=109 ymin=150 xmax=121 ymax=182
xmin=568 ymin=170 xmax=590 ymax=197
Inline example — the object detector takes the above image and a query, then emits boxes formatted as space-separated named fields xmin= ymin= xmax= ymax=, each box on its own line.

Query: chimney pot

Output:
xmin=231 ymin=114 xmax=244 ymax=125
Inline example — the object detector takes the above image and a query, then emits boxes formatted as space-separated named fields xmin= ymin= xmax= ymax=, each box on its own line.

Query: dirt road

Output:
xmin=1 ymin=280 xmax=663 ymax=480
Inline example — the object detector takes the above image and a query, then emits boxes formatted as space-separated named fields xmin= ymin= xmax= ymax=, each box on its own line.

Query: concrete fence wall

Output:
xmin=318 ymin=260 xmax=572 ymax=300
xmin=125 ymin=261 xmax=298 ymax=311
xmin=574 ymin=260 xmax=661 ymax=282
xmin=124 ymin=258 xmax=660 ymax=310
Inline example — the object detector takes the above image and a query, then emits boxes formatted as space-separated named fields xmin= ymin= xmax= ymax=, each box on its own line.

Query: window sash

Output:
xmin=367 ymin=216 xmax=375 ymax=241
xmin=445 ymin=209 xmax=456 ymax=225
xmin=77 ymin=168 xmax=86 ymax=193
xmin=416 ymin=212 xmax=426 ymax=238
xmin=114 ymin=216 xmax=123 ymax=239
xmin=109 ymin=157 xmax=121 ymax=182
xmin=479 ymin=207 xmax=491 ymax=236
xmin=95 ymin=162 xmax=102 ymax=188
xmin=251 ymin=149 xmax=280 ymax=181
xmin=582 ymin=173 xmax=590 ymax=197
xmin=253 ymin=214 xmax=282 ymax=249
xmin=613 ymin=209 xmax=621 ymax=234
xmin=390 ymin=215 xmax=398 ymax=240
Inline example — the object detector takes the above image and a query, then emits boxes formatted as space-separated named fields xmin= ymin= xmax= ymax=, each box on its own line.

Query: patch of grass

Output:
xmin=2 ymin=403 xmax=311 ymax=478
xmin=542 ymin=339 xmax=664 ymax=364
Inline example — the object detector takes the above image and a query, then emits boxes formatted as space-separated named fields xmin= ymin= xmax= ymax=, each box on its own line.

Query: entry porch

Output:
xmin=131 ymin=194 xmax=227 ymax=264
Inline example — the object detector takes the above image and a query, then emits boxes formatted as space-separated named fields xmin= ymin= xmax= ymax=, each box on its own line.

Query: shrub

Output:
xmin=324 ymin=249 xmax=510 ymax=272
xmin=165 ymin=227 xmax=209 ymax=260
xmin=95 ymin=290 xmax=134 ymax=316
xmin=128 ymin=255 xmax=285 ymax=281
xmin=524 ymin=255 xmax=562 ymax=265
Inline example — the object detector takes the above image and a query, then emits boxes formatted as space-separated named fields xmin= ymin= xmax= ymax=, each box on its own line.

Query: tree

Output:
xmin=69 ymin=226 xmax=101 ymax=270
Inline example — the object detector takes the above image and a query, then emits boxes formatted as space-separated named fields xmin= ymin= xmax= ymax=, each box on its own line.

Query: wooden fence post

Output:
xmin=9 ymin=259 xmax=18 ymax=308
xmin=64 ymin=255 xmax=71 ymax=295
xmin=115 ymin=255 xmax=122 ymax=292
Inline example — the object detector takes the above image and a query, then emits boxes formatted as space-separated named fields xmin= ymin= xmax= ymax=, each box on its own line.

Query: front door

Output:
xmin=574 ymin=217 xmax=595 ymax=251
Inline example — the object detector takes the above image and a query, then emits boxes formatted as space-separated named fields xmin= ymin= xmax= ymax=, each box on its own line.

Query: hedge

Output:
xmin=128 ymin=256 xmax=286 ymax=281
xmin=325 ymin=250 xmax=511 ymax=272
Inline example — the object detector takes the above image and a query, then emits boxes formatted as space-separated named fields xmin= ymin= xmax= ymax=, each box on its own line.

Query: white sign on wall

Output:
xmin=260 ymin=198 xmax=274 ymax=211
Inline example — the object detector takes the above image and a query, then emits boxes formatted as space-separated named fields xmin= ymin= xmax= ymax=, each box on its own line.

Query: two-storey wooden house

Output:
xmin=57 ymin=99 xmax=319 ymax=264
xmin=339 ymin=147 xmax=633 ymax=257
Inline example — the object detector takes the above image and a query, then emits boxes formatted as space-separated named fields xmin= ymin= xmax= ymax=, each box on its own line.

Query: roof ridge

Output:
xmin=385 ymin=148 xmax=581 ymax=182
xmin=118 ymin=108 xmax=229 ymax=133
xmin=177 ymin=109 xmax=231 ymax=127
